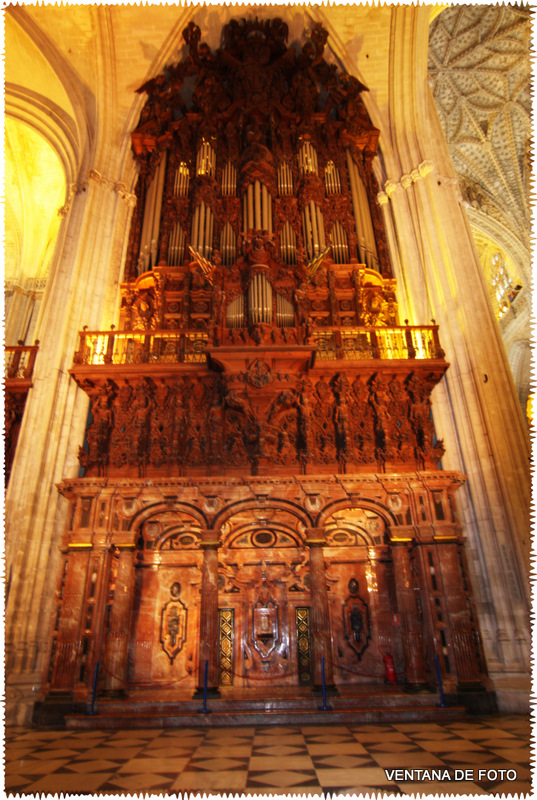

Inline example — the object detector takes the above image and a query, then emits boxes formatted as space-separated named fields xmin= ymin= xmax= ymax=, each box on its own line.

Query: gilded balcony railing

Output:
xmin=72 ymin=324 xmax=444 ymax=368
xmin=5 ymin=341 xmax=40 ymax=380
xmin=314 ymin=325 xmax=445 ymax=361
xmin=73 ymin=329 xmax=209 ymax=366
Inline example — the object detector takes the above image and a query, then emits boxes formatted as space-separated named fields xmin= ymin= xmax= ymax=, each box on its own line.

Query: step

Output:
xmin=66 ymin=697 xmax=466 ymax=729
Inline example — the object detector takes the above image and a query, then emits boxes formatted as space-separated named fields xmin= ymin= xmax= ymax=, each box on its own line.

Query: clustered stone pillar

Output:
xmin=195 ymin=531 xmax=221 ymax=697
xmin=104 ymin=546 xmax=137 ymax=695
xmin=305 ymin=528 xmax=338 ymax=695
xmin=391 ymin=542 xmax=427 ymax=689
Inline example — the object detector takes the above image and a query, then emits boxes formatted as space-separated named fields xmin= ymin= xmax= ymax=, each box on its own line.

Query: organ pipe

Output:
xmin=280 ymin=222 xmax=297 ymax=265
xmin=325 ymin=161 xmax=341 ymax=194
xmin=243 ymin=182 xmax=273 ymax=232
xmin=167 ymin=222 xmax=186 ymax=266
xmin=222 ymin=161 xmax=237 ymax=195
xmin=226 ymin=294 xmax=245 ymax=327
xmin=330 ymin=220 xmax=349 ymax=264
xmin=191 ymin=202 xmax=214 ymax=259
xmin=278 ymin=162 xmax=293 ymax=195
xmin=346 ymin=149 xmax=379 ymax=270
xmin=174 ymin=162 xmax=190 ymax=196
xmin=220 ymin=223 xmax=236 ymax=266
xmin=196 ymin=140 xmax=216 ymax=177
xmin=248 ymin=273 xmax=272 ymax=324
xmin=139 ymin=153 xmax=167 ymax=272
xmin=302 ymin=202 xmax=325 ymax=261
xmin=298 ymin=141 xmax=318 ymax=175
xmin=276 ymin=293 xmax=294 ymax=326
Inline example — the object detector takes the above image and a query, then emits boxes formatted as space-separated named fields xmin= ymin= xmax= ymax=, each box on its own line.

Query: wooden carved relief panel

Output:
xmin=218 ymin=509 xmax=311 ymax=687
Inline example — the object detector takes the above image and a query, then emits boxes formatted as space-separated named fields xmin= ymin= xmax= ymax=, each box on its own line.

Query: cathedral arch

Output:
xmin=212 ymin=498 xmax=313 ymax=533
xmin=128 ymin=500 xmax=209 ymax=534
xmin=316 ymin=498 xmax=397 ymax=533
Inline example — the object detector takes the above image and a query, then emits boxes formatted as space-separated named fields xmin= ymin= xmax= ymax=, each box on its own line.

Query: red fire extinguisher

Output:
xmin=382 ymin=651 xmax=397 ymax=686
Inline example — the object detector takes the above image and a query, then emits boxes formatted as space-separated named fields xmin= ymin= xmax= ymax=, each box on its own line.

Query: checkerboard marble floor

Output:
xmin=5 ymin=715 xmax=531 ymax=796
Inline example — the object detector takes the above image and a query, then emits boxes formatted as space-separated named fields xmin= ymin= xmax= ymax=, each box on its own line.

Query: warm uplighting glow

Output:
xmin=5 ymin=117 xmax=66 ymax=283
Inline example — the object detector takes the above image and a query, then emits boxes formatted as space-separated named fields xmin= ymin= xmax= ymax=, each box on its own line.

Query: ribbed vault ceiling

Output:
xmin=428 ymin=5 xmax=531 ymax=259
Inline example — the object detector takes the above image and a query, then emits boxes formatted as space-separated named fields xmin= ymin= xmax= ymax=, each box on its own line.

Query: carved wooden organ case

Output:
xmin=45 ymin=19 xmax=488 ymax=711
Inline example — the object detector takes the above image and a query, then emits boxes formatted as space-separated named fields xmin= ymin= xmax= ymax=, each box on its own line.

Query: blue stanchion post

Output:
xmin=434 ymin=654 xmax=448 ymax=708
xmin=197 ymin=659 xmax=212 ymax=714
xmin=318 ymin=657 xmax=329 ymax=711
xmin=89 ymin=662 xmax=99 ymax=716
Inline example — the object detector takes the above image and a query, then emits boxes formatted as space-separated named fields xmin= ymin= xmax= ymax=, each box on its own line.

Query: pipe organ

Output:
xmin=43 ymin=17 xmax=490 ymax=726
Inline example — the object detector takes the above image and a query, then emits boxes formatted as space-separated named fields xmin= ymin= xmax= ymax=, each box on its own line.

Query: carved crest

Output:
xmin=160 ymin=583 xmax=188 ymax=663
xmin=342 ymin=580 xmax=370 ymax=661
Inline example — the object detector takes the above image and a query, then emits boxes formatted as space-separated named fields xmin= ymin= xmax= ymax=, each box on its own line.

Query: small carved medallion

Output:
xmin=247 ymin=359 xmax=273 ymax=388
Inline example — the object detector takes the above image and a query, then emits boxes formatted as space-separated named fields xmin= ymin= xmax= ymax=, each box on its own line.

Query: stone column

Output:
xmin=104 ymin=546 xmax=137 ymax=695
xmin=306 ymin=528 xmax=338 ymax=696
xmin=50 ymin=547 xmax=91 ymax=691
xmin=380 ymin=5 xmax=531 ymax=689
xmin=391 ymin=542 xmax=427 ymax=689
xmin=194 ymin=531 xmax=221 ymax=697
xmin=437 ymin=542 xmax=484 ymax=689
xmin=5 ymin=167 xmax=137 ymax=723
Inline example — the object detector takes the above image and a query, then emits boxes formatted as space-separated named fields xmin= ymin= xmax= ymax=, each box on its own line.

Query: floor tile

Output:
xmin=4 ymin=775 xmax=34 ymax=789
xmin=73 ymin=745 xmax=146 ymax=759
xmin=307 ymin=742 xmax=369 ymax=756
xmin=315 ymin=766 xmax=389 ymax=786
xmin=102 ymin=773 xmax=174 ymax=792
xmin=418 ymin=738 xmax=486 ymax=752
xmin=488 ymin=747 xmax=531 ymax=763
xmin=172 ymin=769 xmax=249 ymax=791
xmin=313 ymin=754 xmax=375 ymax=769
xmin=117 ymin=756 xmax=191 ymax=773
xmin=367 ymin=742 xmax=421 ymax=752
xmin=25 ymin=772 xmax=114 ymax=794
xmin=6 ymin=757 xmax=69 ymax=774
xmin=371 ymin=751 xmax=447 ymax=768
xmin=249 ymin=754 xmax=314 ymax=771
xmin=63 ymin=758 xmax=123 ymax=773
xmin=188 ymin=756 xmax=249 ymax=771
xmin=397 ymin=781 xmax=488 ymax=795
xmin=247 ymin=769 xmax=319 ymax=788
xmin=252 ymin=744 xmax=305 ymax=756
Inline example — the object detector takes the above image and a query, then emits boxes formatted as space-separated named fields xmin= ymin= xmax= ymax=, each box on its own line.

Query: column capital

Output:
xmin=304 ymin=527 xmax=326 ymax=546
